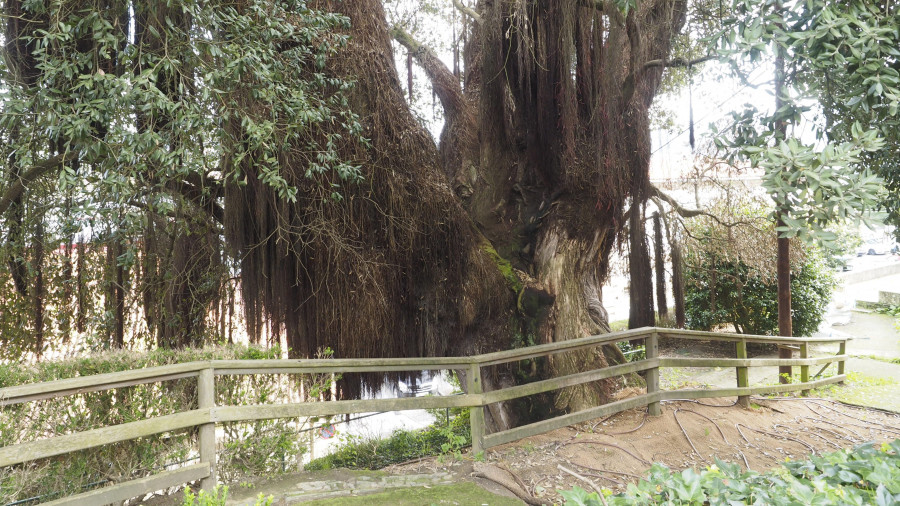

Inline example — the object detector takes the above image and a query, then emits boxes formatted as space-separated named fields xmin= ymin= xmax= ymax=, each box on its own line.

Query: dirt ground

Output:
xmin=386 ymin=396 xmax=900 ymax=505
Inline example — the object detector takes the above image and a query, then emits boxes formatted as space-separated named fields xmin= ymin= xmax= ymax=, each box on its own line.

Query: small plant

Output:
xmin=181 ymin=486 xmax=273 ymax=506
xmin=182 ymin=485 xmax=228 ymax=506
xmin=559 ymin=440 xmax=900 ymax=505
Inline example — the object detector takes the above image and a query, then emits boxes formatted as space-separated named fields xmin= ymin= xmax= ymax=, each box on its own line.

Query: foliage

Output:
xmin=0 ymin=0 xmax=363 ymax=353
xmin=304 ymin=410 xmax=471 ymax=471
xmin=873 ymin=304 xmax=900 ymax=333
xmin=560 ymin=440 xmax=900 ymax=505
xmin=685 ymin=248 xmax=836 ymax=336
xmin=182 ymin=485 xmax=274 ymax=506
xmin=711 ymin=0 xmax=898 ymax=244
xmin=0 ymin=345 xmax=319 ymax=504
xmin=683 ymin=197 xmax=837 ymax=336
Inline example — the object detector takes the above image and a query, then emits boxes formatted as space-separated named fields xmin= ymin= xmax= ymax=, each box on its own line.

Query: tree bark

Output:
xmin=653 ymin=212 xmax=668 ymax=319
xmin=629 ymin=203 xmax=655 ymax=329
xmin=224 ymin=0 xmax=688 ymax=414
xmin=671 ymin=239 xmax=686 ymax=328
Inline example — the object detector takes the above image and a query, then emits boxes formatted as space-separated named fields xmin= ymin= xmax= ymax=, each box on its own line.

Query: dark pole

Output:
xmin=774 ymin=2 xmax=793 ymax=383
xmin=653 ymin=212 xmax=668 ymax=319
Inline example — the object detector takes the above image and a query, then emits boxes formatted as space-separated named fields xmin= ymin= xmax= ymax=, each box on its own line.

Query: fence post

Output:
xmin=646 ymin=331 xmax=661 ymax=416
xmin=468 ymin=362 xmax=485 ymax=455
xmin=198 ymin=366 xmax=217 ymax=491
xmin=800 ymin=342 xmax=810 ymax=396
xmin=736 ymin=339 xmax=749 ymax=408
xmin=837 ymin=340 xmax=846 ymax=383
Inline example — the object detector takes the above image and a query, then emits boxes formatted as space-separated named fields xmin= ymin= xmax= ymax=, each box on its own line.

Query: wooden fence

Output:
xmin=0 ymin=327 xmax=848 ymax=505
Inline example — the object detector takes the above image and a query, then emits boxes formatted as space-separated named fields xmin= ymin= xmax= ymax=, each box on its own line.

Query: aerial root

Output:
xmin=472 ymin=463 xmax=542 ymax=505
xmin=560 ymin=440 xmax=651 ymax=466
xmin=558 ymin=464 xmax=609 ymax=506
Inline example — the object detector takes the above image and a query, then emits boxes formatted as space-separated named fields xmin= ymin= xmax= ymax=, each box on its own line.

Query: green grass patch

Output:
xmin=305 ymin=410 xmax=470 ymax=471
xmin=303 ymin=482 xmax=522 ymax=506
xmin=811 ymin=371 xmax=900 ymax=412
xmin=561 ymin=440 xmax=900 ymax=505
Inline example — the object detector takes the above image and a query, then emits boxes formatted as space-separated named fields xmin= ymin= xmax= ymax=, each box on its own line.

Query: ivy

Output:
xmin=561 ymin=440 xmax=900 ymax=505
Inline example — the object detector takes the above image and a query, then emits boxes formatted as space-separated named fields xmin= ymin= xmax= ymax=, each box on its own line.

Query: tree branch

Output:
xmin=391 ymin=26 xmax=468 ymax=124
xmin=451 ymin=0 xmax=483 ymax=25
xmin=650 ymin=184 xmax=763 ymax=229
xmin=649 ymin=184 xmax=705 ymax=218
xmin=643 ymin=54 xmax=716 ymax=69
xmin=0 ymin=152 xmax=76 ymax=217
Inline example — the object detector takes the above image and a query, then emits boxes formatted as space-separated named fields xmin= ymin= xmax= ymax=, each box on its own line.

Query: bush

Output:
xmin=560 ymin=440 xmax=900 ymax=505
xmin=305 ymin=410 xmax=471 ymax=470
xmin=684 ymin=249 xmax=837 ymax=336
xmin=0 ymin=345 xmax=315 ymax=504
xmin=181 ymin=485 xmax=274 ymax=506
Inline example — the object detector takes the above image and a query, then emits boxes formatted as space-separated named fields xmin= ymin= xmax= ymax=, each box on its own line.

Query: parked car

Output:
xmin=857 ymin=238 xmax=897 ymax=256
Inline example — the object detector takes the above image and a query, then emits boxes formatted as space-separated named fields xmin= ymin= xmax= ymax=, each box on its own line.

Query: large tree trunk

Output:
xmin=225 ymin=0 xmax=688 ymax=415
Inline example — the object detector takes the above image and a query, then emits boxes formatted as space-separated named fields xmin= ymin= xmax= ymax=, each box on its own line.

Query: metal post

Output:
xmin=736 ymin=339 xmax=749 ymax=408
xmin=467 ymin=362 xmax=485 ymax=455
xmin=646 ymin=332 xmax=661 ymax=416
xmin=198 ymin=367 xmax=216 ymax=491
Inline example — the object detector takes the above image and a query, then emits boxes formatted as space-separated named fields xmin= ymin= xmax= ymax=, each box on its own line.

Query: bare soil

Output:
xmin=388 ymin=396 xmax=900 ymax=505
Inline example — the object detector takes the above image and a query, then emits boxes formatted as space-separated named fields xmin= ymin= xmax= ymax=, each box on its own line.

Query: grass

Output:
xmin=851 ymin=354 xmax=900 ymax=365
xmin=810 ymin=371 xmax=899 ymax=412
xmin=302 ymin=482 xmax=523 ymax=506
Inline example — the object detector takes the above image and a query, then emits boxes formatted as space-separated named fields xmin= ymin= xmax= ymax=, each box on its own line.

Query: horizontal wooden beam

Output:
xmin=43 ymin=462 xmax=210 ymax=506
xmin=657 ymin=328 xmax=848 ymax=345
xmin=482 ymin=359 xmax=658 ymax=404
xmin=659 ymin=355 xmax=848 ymax=368
xmin=212 ymin=394 xmax=479 ymax=423
xmin=660 ymin=374 xmax=846 ymax=401
xmin=475 ymin=328 xmax=653 ymax=367
xmin=0 ymin=362 xmax=208 ymax=407
xmin=213 ymin=357 xmax=475 ymax=371
xmin=0 ymin=409 xmax=210 ymax=467
xmin=214 ymin=364 xmax=472 ymax=376
xmin=483 ymin=394 xmax=659 ymax=449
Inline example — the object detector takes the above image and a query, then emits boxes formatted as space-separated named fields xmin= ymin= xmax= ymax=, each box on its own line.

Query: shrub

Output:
xmin=304 ymin=410 xmax=471 ymax=470
xmin=684 ymin=250 xmax=837 ymax=336
xmin=181 ymin=485 xmax=274 ymax=506
xmin=0 ymin=345 xmax=317 ymax=504
xmin=560 ymin=440 xmax=900 ymax=505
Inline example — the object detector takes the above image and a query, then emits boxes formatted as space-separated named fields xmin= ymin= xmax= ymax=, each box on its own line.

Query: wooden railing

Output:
xmin=0 ymin=327 xmax=848 ymax=505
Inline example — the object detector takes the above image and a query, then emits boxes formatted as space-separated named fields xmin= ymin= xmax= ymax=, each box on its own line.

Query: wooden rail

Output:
xmin=0 ymin=327 xmax=848 ymax=504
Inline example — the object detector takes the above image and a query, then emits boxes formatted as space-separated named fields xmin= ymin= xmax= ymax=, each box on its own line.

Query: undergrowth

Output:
xmin=0 ymin=345 xmax=321 ymax=504
xmin=560 ymin=440 xmax=900 ymax=505
xmin=304 ymin=410 xmax=471 ymax=470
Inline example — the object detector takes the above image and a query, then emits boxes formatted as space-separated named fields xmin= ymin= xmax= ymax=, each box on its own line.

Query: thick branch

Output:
xmin=391 ymin=26 xmax=467 ymax=124
xmin=649 ymin=184 xmax=704 ymax=218
xmin=451 ymin=0 xmax=483 ymax=25
xmin=650 ymin=185 xmax=761 ymax=228
xmin=0 ymin=152 xmax=76 ymax=217
xmin=643 ymin=54 xmax=715 ymax=69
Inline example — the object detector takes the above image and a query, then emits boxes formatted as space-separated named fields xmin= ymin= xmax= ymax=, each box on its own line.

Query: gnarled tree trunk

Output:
xmin=228 ymin=0 xmax=688 ymax=412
